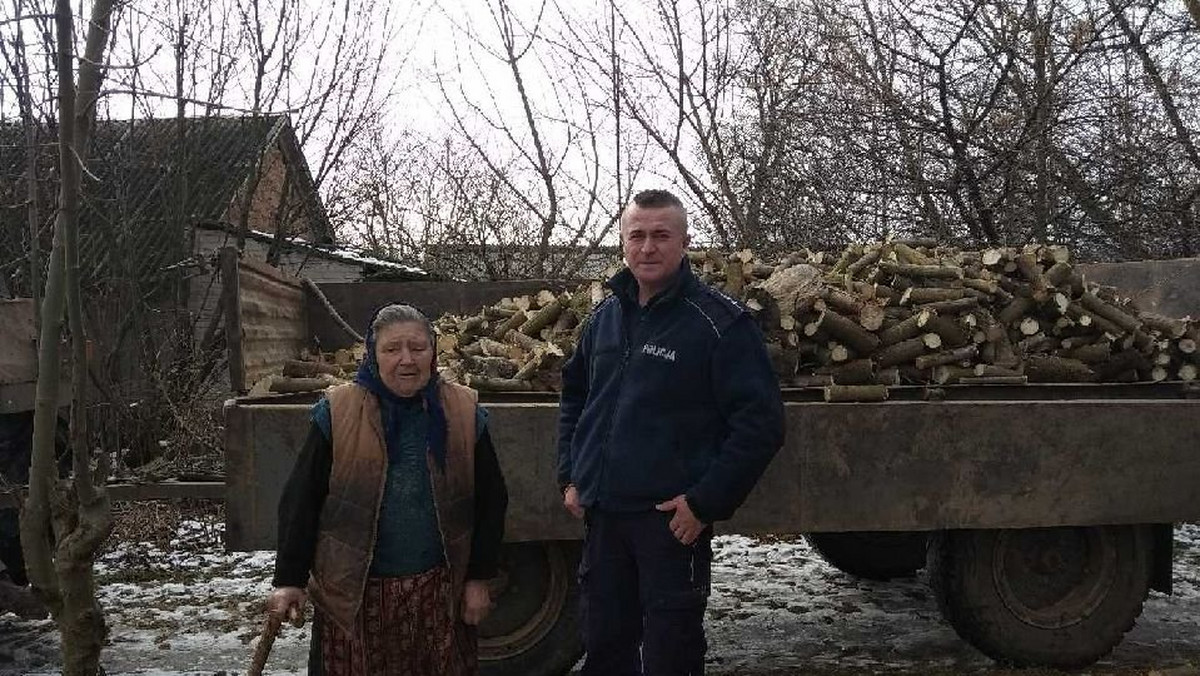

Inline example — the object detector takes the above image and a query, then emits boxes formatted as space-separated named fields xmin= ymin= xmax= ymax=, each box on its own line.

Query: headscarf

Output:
xmin=354 ymin=305 xmax=449 ymax=470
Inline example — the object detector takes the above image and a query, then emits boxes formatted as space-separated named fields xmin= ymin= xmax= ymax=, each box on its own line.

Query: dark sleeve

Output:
xmin=685 ymin=316 xmax=786 ymax=523
xmin=272 ymin=423 xmax=332 ymax=588
xmin=556 ymin=318 xmax=593 ymax=489
xmin=467 ymin=427 xmax=508 ymax=579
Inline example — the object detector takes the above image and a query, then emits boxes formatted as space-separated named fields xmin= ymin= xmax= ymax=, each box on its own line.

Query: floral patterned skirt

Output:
xmin=315 ymin=566 xmax=477 ymax=676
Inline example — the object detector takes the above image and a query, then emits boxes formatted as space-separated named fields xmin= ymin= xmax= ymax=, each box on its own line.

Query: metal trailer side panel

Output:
xmin=743 ymin=399 xmax=1200 ymax=534
xmin=223 ymin=398 xmax=1200 ymax=551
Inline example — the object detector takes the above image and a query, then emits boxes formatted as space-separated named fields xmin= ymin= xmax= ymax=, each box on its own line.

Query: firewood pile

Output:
xmin=433 ymin=285 xmax=607 ymax=392
xmin=252 ymin=241 xmax=1198 ymax=399
xmin=707 ymin=241 xmax=1197 ymax=401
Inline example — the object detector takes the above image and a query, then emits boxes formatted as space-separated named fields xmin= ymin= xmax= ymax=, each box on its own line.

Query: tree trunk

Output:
xmin=21 ymin=1 xmax=118 ymax=674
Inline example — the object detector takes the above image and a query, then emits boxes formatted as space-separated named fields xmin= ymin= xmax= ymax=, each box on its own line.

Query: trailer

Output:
xmin=224 ymin=380 xmax=1200 ymax=674
xmin=221 ymin=253 xmax=1200 ymax=674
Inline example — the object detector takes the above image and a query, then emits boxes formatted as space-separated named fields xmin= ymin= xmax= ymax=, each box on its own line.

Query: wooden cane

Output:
xmin=248 ymin=612 xmax=283 ymax=676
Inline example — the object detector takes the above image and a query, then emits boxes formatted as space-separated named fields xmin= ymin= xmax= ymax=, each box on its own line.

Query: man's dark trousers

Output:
xmin=579 ymin=508 xmax=713 ymax=676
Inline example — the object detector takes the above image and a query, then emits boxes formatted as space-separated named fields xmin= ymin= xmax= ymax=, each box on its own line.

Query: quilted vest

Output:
xmin=307 ymin=380 xmax=478 ymax=634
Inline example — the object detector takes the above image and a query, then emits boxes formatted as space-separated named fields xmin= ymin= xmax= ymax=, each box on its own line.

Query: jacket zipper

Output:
xmin=595 ymin=305 xmax=649 ymax=506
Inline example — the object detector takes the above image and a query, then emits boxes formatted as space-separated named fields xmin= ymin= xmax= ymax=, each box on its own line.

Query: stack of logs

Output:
xmin=434 ymin=285 xmax=605 ymax=392
xmin=709 ymin=242 xmax=1197 ymax=401
xmin=260 ymin=242 xmax=1198 ymax=400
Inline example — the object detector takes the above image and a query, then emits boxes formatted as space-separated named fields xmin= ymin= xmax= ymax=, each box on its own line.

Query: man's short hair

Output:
xmin=626 ymin=189 xmax=688 ymax=232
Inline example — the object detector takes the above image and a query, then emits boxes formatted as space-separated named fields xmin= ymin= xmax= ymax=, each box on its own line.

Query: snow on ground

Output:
xmin=2 ymin=518 xmax=1199 ymax=675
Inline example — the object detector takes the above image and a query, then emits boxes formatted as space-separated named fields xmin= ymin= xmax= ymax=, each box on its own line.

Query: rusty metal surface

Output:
xmin=223 ymin=395 xmax=1200 ymax=550
xmin=224 ymin=400 xmax=312 ymax=550
xmin=224 ymin=251 xmax=308 ymax=393
xmin=1081 ymin=258 xmax=1200 ymax=318
xmin=0 ymin=299 xmax=36 ymax=388
xmin=740 ymin=399 xmax=1200 ymax=534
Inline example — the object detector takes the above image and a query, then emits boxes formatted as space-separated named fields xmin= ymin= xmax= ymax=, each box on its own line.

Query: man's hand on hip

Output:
xmin=656 ymin=495 xmax=707 ymax=545
xmin=563 ymin=484 xmax=584 ymax=519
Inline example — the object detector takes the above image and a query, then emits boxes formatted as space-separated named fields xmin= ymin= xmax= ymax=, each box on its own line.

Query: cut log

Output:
xmin=905 ymin=287 xmax=964 ymax=304
xmin=829 ymin=245 xmax=863 ymax=275
xmin=918 ymin=313 xmax=968 ymax=348
xmin=879 ymin=311 xmax=928 ymax=346
xmin=1064 ymin=302 xmax=1123 ymax=337
xmin=829 ymin=358 xmax=875 ymax=385
xmin=875 ymin=367 xmax=902 ymax=386
xmin=803 ymin=312 xmax=826 ymax=337
xmin=1139 ymin=312 xmax=1188 ymax=339
xmin=959 ymin=375 xmax=1029 ymax=385
xmin=824 ymin=384 xmax=889 ymax=402
xmin=818 ymin=308 xmax=880 ymax=354
xmin=893 ymin=242 xmax=934 ymax=265
xmin=436 ymin=334 xmax=459 ymax=354
xmin=931 ymin=365 xmax=976 ymax=384
xmin=876 ymin=334 xmax=937 ymax=368
xmin=477 ymin=338 xmax=523 ymax=361
xmin=467 ymin=375 xmax=533 ymax=391
xmin=552 ymin=309 xmax=579 ymax=333
xmin=918 ymin=297 xmax=978 ymax=314
xmin=1025 ymin=355 xmax=1094 ymax=383
xmin=962 ymin=278 xmax=1000 ymax=295
xmin=457 ymin=316 xmax=488 ymax=334
xmin=464 ymin=355 xmax=519 ymax=379
xmin=270 ymin=375 xmax=340 ymax=393
xmin=1018 ymin=334 xmax=1057 ymax=354
xmin=878 ymin=261 xmax=963 ymax=279
xmin=1019 ymin=317 xmax=1042 ymax=336
xmin=723 ymin=258 xmax=746 ymax=297
xmin=514 ymin=352 xmax=546 ymax=380
xmin=1044 ymin=261 xmax=1075 ymax=287
xmin=503 ymin=329 xmax=538 ymax=351
xmin=1063 ymin=342 xmax=1112 ymax=364
xmin=973 ymin=364 xmax=1023 ymax=378
xmin=1080 ymin=292 xmax=1141 ymax=333
xmin=1180 ymin=364 xmax=1198 ymax=381
xmin=491 ymin=310 xmax=528 ymax=340
xmin=283 ymin=360 xmax=343 ymax=378
xmin=915 ymin=345 xmax=978 ymax=370
xmin=520 ymin=295 xmax=565 ymax=336
xmin=792 ymin=373 xmax=834 ymax=388
xmin=997 ymin=296 xmax=1035 ymax=325
xmin=859 ymin=303 xmax=886 ymax=331
xmin=1015 ymin=253 xmax=1049 ymax=301
xmin=846 ymin=244 xmax=886 ymax=278
xmin=829 ymin=343 xmax=852 ymax=363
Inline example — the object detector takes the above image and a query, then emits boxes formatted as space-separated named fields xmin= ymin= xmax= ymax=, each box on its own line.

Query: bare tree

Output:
xmin=431 ymin=0 xmax=638 ymax=279
xmin=20 ymin=1 xmax=120 ymax=673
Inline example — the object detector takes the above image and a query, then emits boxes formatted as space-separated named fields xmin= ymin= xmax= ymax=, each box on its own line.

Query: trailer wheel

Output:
xmin=928 ymin=525 xmax=1152 ymax=668
xmin=480 ymin=540 xmax=582 ymax=676
xmin=805 ymin=531 xmax=928 ymax=581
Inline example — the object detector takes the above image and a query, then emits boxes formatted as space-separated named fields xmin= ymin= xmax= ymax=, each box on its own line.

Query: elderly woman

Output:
xmin=266 ymin=303 xmax=508 ymax=675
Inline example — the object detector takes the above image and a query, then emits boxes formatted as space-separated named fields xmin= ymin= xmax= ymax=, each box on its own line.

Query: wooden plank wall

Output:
xmin=221 ymin=248 xmax=309 ymax=393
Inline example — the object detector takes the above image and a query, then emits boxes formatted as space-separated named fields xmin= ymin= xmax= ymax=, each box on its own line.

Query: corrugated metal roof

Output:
xmin=0 ymin=115 xmax=332 ymax=294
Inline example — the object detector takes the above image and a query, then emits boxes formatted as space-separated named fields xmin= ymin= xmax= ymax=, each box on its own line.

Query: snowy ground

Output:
xmin=1 ymin=517 xmax=1199 ymax=676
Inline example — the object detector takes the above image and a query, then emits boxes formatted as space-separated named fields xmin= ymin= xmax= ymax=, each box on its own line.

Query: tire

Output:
xmin=805 ymin=531 xmax=928 ymax=581
xmin=480 ymin=540 xmax=583 ymax=676
xmin=928 ymin=525 xmax=1152 ymax=669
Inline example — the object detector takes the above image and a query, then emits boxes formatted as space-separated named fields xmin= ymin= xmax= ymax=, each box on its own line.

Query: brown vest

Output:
xmin=308 ymin=380 xmax=478 ymax=634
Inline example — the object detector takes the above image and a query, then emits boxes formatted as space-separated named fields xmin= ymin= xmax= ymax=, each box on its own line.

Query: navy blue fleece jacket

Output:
xmin=556 ymin=260 xmax=785 ymax=523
